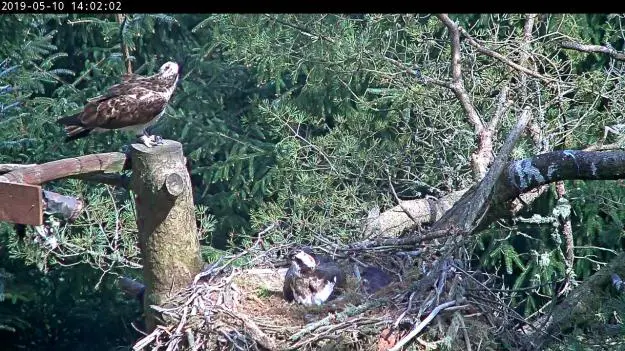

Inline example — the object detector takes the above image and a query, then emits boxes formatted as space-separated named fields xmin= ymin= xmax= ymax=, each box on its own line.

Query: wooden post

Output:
xmin=129 ymin=140 xmax=203 ymax=331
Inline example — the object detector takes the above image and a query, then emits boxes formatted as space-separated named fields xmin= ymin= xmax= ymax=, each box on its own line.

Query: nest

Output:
xmin=132 ymin=242 xmax=506 ymax=351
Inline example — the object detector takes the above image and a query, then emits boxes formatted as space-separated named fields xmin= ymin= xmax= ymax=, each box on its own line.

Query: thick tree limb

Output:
xmin=561 ymin=40 xmax=625 ymax=61
xmin=0 ymin=154 xmax=128 ymax=225
xmin=494 ymin=149 xmax=625 ymax=203
xmin=0 ymin=152 xmax=129 ymax=185
xmin=365 ymin=148 xmax=625 ymax=238
xmin=432 ymin=107 xmax=532 ymax=233
xmin=362 ymin=190 xmax=466 ymax=238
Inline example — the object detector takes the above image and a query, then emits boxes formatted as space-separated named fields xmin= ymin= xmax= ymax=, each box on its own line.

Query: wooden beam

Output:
xmin=0 ymin=152 xmax=129 ymax=185
xmin=0 ymin=181 xmax=43 ymax=225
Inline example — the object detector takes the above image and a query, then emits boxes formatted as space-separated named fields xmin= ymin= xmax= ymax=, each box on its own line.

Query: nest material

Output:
xmin=132 ymin=244 xmax=500 ymax=351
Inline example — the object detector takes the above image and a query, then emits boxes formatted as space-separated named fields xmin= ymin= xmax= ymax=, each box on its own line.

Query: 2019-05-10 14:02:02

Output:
xmin=1 ymin=1 xmax=123 ymax=12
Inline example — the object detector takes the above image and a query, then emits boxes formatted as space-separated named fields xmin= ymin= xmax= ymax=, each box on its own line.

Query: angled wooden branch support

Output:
xmin=0 ymin=152 xmax=129 ymax=185
xmin=0 ymin=152 xmax=129 ymax=225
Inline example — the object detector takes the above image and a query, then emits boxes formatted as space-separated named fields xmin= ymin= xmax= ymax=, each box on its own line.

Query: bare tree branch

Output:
xmin=472 ymin=86 xmax=512 ymax=179
xmin=365 ymin=147 xmax=625 ymax=238
xmin=437 ymin=14 xmax=484 ymax=133
xmin=554 ymin=180 xmax=574 ymax=296
xmin=264 ymin=15 xmax=336 ymax=43
xmin=382 ymin=55 xmax=452 ymax=89
xmin=561 ymin=40 xmax=625 ymax=61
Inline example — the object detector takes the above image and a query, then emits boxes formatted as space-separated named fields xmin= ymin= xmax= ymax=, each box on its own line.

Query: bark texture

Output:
xmin=130 ymin=140 xmax=203 ymax=331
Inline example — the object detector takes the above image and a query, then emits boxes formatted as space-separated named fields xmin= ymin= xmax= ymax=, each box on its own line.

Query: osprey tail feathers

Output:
xmin=57 ymin=113 xmax=92 ymax=142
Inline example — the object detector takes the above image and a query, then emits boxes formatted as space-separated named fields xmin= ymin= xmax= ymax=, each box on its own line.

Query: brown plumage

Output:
xmin=283 ymin=248 xmax=346 ymax=306
xmin=56 ymin=61 xmax=179 ymax=147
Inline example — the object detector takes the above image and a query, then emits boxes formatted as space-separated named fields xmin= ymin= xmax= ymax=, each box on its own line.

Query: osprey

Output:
xmin=283 ymin=248 xmax=346 ymax=306
xmin=56 ymin=61 xmax=180 ymax=147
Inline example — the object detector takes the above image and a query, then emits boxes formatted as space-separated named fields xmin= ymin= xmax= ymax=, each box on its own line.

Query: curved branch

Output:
xmin=0 ymin=152 xmax=130 ymax=185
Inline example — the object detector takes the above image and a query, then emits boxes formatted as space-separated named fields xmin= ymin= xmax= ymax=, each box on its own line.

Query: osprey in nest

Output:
xmin=283 ymin=248 xmax=346 ymax=306
xmin=57 ymin=61 xmax=180 ymax=147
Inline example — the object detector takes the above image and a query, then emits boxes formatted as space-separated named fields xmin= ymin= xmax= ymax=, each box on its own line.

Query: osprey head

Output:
xmin=291 ymin=249 xmax=317 ymax=272
xmin=158 ymin=61 xmax=179 ymax=79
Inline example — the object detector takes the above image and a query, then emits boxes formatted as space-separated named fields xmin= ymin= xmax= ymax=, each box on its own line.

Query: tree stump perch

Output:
xmin=129 ymin=140 xmax=203 ymax=331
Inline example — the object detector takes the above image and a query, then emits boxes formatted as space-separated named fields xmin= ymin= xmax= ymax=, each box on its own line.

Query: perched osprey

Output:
xmin=56 ymin=61 xmax=180 ymax=147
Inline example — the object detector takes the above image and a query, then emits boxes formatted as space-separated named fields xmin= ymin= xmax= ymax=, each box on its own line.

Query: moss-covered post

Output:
xmin=129 ymin=140 xmax=203 ymax=331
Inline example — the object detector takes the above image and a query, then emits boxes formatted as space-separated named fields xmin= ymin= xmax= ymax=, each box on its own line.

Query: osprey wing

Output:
xmin=77 ymin=85 xmax=170 ymax=130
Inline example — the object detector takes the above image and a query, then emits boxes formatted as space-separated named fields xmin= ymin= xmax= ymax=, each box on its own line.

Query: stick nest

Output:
xmin=132 ymin=240 xmax=508 ymax=351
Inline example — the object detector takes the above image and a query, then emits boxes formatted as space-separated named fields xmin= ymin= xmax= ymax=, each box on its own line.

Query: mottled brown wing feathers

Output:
xmin=78 ymin=86 xmax=169 ymax=129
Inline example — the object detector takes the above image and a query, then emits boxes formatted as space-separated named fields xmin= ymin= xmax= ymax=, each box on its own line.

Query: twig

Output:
xmin=344 ymin=228 xmax=458 ymax=251
xmin=382 ymin=55 xmax=452 ymax=89
xmin=133 ymin=326 xmax=166 ymax=350
xmin=264 ymin=15 xmax=336 ymax=43
xmin=488 ymin=85 xmax=511 ymax=131
xmin=71 ymin=56 xmax=107 ymax=88
xmin=283 ymin=121 xmax=338 ymax=174
xmin=456 ymin=24 xmax=557 ymax=84
xmin=388 ymin=172 xmax=419 ymax=225
xmin=225 ymin=310 xmax=277 ymax=351
xmin=289 ymin=300 xmax=382 ymax=342
xmin=457 ymin=312 xmax=473 ymax=351
xmin=388 ymin=300 xmax=457 ymax=351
